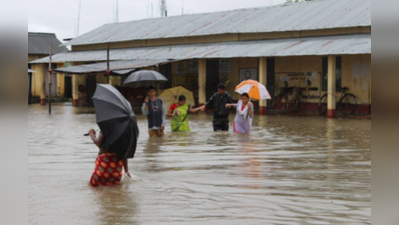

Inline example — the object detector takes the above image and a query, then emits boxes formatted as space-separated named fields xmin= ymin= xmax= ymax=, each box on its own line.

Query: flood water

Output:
xmin=28 ymin=104 xmax=371 ymax=225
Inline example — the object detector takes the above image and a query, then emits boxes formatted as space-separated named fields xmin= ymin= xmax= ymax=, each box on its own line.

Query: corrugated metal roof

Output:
xmin=28 ymin=69 xmax=35 ymax=73
xmin=28 ymin=33 xmax=69 ymax=55
xmin=31 ymin=34 xmax=371 ymax=64
xmin=64 ymin=0 xmax=371 ymax=46
xmin=53 ymin=59 xmax=175 ymax=74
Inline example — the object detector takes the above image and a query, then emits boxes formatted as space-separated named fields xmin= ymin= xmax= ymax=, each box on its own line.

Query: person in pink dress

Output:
xmin=226 ymin=93 xmax=254 ymax=134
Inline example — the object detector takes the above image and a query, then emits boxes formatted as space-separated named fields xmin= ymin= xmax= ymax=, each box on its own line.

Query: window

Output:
xmin=322 ymin=57 xmax=342 ymax=92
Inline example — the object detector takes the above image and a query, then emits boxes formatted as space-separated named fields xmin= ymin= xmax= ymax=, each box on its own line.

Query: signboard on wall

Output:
xmin=239 ymin=68 xmax=258 ymax=82
xmin=275 ymin=72 xmax=321 ymax=102
xmin=219 ymin=59 xmax=232 ymax=74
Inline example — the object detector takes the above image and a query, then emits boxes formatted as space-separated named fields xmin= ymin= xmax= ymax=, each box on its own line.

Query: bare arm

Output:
xmin=161 ymin=104 xmax=166 ymax=129
xmin=167 ymin=108 xmax=174 ymax=117
xmin=225 ymin=103 xmax=237 ymax=109
xmin=248 ymin=102 xmax=254 ymax=117
xmin=199 ymin=94 xmax=215 ymax=111
xmin=142 ymin=97 xmax=149 ymax=115
xmin=89 ymin=129 xmax=104 ymax=148
xmin=189 ymin=106 xmax=201 ymax=113
xmin=142 ymin=103 xmax=149 ymax=116
xmin=123 ymin=159 xmax=131 ymax=178
xmin=144 ymin=97 xmax=149 ymax=110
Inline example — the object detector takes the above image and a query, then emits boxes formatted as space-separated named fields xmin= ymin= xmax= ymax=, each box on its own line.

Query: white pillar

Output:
xmin=327 ymin=56 xmax=336 ymax=118
xmin=198 ymin=59 xmax=207 ymax=105
xmin=259 ymin=57 xmax=268 ymax=115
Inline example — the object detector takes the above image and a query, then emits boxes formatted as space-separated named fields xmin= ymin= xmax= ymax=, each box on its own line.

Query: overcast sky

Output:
xmin=28 ymin=0 xmax=286 ymax=42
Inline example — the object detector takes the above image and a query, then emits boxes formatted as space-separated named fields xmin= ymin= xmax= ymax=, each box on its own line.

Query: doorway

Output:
xmin=159 ymin=63 xmax=172 ymax=90
xmin=64 ymin=75 xmax=72 ymax=99
xmin=267 ymin=58 xmax=276 ymax=108
xmin=86 ymin=75 xmax=97 ymax=106
xmin=28 ymin=65 xmax=32 ymax=104
xmin=206 ymin=59 xmax=220 ymax=104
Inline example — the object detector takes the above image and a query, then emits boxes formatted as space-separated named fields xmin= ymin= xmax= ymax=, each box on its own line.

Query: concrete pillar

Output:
xmin=259 ymin=57 xmax=268 ymax=115
xmin=32 ymin=63 xmax=47 ymax=105
xmin=57 ymin=63 xmax=65 ymax=98
xmin=327 ymin=56 xmax=336 ymax=118
xmin=71 ymin=63 xmax=86 ymax=106
xmin=72 ymin=75 xmax=79 ymax=106
xmin=198 ymin=59 xmax=207 ymax=105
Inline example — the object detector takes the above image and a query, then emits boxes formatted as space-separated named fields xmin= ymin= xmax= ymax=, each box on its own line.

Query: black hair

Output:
xmin=241 ymin=93 xmax=250 ymax=99
xmin=178 ymin=95 xmax=186 ymax=101
xmin=147 ymin=85 xmax=156 ymax=91
xmin=217 ymin=83 xmax=226 ymax=90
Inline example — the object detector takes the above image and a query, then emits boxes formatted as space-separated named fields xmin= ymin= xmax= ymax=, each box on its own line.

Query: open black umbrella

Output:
xmin=123 ymin=70 xmax=168 ymax=88
xmin=92 ymin=84 xmax=139 ymax=160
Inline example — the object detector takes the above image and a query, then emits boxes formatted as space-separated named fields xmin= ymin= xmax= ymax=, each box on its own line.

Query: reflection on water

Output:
xmin=29 ymin=104 xmax=371 ymax=225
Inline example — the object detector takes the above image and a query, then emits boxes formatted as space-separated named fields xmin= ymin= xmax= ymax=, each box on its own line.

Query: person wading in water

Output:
xmin=142 ymin=86 xmax=166 ymax=138
xmin=199 ymin=83 xmax=234 ymax=132
xmin=225 ymin=93 xmax=254 ymax=134
xmin=88 ymin=129 xmax=131 ymax=187
xmin=167 ymin=95 xmax=202 ymax=132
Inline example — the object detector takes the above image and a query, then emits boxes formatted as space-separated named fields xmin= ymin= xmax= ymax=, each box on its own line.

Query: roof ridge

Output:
xmin=28 ymin=32 xmax=56 ymax=36
xmin=101 ymin=1 xmax=305 ymax=26
xmin=101 ymin=0 xmax=335 ymax=26
xmin=65 ymin=0 xmax=370 ymax=47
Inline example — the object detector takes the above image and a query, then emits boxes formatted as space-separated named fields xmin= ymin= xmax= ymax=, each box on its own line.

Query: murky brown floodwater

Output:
xmin=29 ymin=103 xmax=371 ymax=225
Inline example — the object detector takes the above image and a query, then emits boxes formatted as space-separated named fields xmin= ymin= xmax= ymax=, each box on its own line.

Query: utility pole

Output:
xmin=48 ymin=45 xmax=53 ymax=115
xmin=106 ymin=43 xmax=110 ymax=84
xmin=115 ymin=0 xmax=119 ymax=22
xmin=151 ymin=3 xmax=154 ymax=18
xmin=77 ymin=0 xmax=82 ymax=36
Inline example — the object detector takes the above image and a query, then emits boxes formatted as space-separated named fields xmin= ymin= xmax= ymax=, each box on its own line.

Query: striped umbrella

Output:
xmin=235 ymin=80 xmax=271 ymax=100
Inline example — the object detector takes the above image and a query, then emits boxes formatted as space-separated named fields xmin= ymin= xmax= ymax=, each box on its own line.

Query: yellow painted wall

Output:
xmin=67 ymin=55 xmax=371 ymax=107
xmin=227 ymin=58 xmax=259 ymax=100
xmin=109 ymin=76 xmax=122 ymax=87
xmin=71 ymin=62 xmax=85 ymax=102
xmin=29 ymin=54 xmax=47 ymax=99
xmin=30 ymin=63 xmax=46 ymax=99
xmin=72 ymin=27 xmax=371 ymax=51
xmin=275 ymin=56 xmax=322 ymax=103
xmin=169 ymin=58 xmax=258 ymax=101
xmin=259 ymin=57 xmax=268 ymax=107
xmin=29 ymin=55 xmax=67 ymax=99
xmin=96 ymin=73 xmax=108 ymax=84
xmin=56 ymin=63 xmax=65 ymax=97
xmin=341 ymin=55 xmax=371 ymax=105
xmin=274 ymin=55 xmax=371 ymax=105
xmin=28 ymin=54 xmax=46 ymax=62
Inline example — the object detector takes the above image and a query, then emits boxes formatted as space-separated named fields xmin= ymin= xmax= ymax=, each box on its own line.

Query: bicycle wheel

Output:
xmin=318 ymin=94 xmax=328 ymax=115
xmin=340 ymin=94 xmax=357 ymax=115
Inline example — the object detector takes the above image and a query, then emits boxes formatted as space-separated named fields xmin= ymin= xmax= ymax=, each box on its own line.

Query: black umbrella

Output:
xmin=92 ymin=84 xmax=139 ymax=160
xmin=123 ymin=70 xmax=168 ymax=88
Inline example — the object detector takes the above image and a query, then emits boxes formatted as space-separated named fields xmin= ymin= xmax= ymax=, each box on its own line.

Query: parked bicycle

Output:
xmin=319 ymin=87 xmax=357 ymax=116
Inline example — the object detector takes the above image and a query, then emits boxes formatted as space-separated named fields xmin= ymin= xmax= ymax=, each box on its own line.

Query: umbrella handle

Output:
xmin=84 ymin=129 xmax=101 ymax=137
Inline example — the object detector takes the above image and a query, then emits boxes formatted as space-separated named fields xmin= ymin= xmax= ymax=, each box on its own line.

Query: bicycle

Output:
xmin=318 ymin=87 xmax=358 ymax=116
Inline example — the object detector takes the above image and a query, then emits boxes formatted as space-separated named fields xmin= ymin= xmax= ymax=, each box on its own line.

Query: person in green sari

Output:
xmin=167 ymin=95 xmax=201 ymax=132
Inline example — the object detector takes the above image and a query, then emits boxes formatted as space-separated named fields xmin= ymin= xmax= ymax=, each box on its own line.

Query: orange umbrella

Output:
xmin=235 ymin=80 xmax=271 ymax=100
